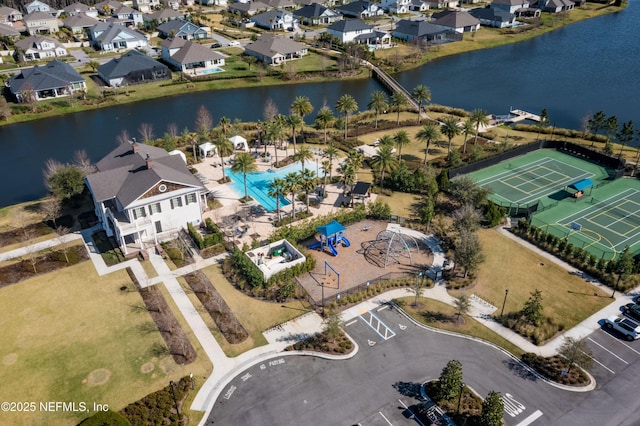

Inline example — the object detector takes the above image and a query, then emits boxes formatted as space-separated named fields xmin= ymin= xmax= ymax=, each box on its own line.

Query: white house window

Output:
xmin=170 ymin=196 xmax=183 ymax=209
xmin=185 ymin=193 xmax=197 ymax=205
xmin=132 ymin=206 xmax=146 ymax=220
xmin=149 ymin=202 xmax=161 ymax=215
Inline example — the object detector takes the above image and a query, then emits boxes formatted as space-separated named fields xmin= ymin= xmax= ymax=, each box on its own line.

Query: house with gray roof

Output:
xmin=157 ymin=19 xmax=208 ymax=40
xmin=0 ymin=23 xmax=21 ymax=39
xmin=469 ymin=6 xmax=515 ymax=27
xmin=7 ymin=60 xmax=86 ymax=103
xmin=25 ymin=0 xmax=52 ymax=15
xmin=63 ymin=14 xmax=100 ymax=35
xmin=537 ymin=0 xmax=574 ymax=12
xmin=95 ymin=0 xmax=122 ymax=16
xmin=85 ymin=141 xmax=208 ymax=255
xmin=0 ymin=6 xmax=23 ymax=24
xmin=144 ymin=8 xmax=184 ymax=23
xmin=263 ymin=0 xmax=297 ymax=9
xmin=431 ymin=10 xmax=480 ymax=33
xmin=244 ymin=33 xmax=308 ymax=65
xmin=89 ymin=22 xmax=149 ymax=51
xmin=161 ymin=38 xmax=225 ymax=74
xmin=98 ymin=49 xmax=171 ymax=87
xmin=327 ymin=19 xmax=391 ymax=47
xmin=112 ymin=4 xmax=144 ymax=26
xmin=133 ymin=0 xmax=162 ymax=13
xmin=251 ymin=9 xmax=299 ymax=31
xmin=294 ymin=3 xmax=342 ymax=26
xmin=392 ymin=19 xmax=456 ymax=43
xmin=63 ymin=2 xmax=99 ymax=18
xmin=15 ymin=35 xmax=68 ymax=61
xmin=24 ymin=11 xmax=60 ymax=35
xmin=336 ymin=0 xmax=384 ymax=19
xmin=491 ymin=0 xmax=530 ymax=14
xmin=227 ymin=1 xmax=270 ymax=16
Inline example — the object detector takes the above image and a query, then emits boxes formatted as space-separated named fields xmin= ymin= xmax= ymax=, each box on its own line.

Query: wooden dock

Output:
xmin=507 ymin=108 xmax=542 ymax=123
xmin=367 ymin=62 xmax=424 ymax=117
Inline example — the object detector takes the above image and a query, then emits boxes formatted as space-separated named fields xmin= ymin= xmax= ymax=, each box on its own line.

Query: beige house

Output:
xmin=161 ymin=38 xmax=226 ymax=75
xmin=15 ymin=35 xmax=67 ymax=61
xmin=244 ymin=34 xmax=308 ymax=65
xmin=24 ymin=11 xmax=60 ymax=35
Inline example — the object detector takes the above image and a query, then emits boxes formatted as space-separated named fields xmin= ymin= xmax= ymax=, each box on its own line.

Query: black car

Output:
xmin=623 ymin=303 xmax=640 ymax=322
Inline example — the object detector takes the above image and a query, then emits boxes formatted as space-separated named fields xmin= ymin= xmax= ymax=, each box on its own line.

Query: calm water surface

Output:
xmin=0 ymin=1 xmax=638 ymax=207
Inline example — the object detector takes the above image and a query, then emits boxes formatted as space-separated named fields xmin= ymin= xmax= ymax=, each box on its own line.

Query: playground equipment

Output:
xmin=309 ymin=220 xmax=351 ymax=256
xmin=364 ymin=230 xmax=419 ymax=268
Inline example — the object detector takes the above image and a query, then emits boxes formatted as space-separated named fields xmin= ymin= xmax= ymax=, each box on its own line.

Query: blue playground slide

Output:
xmin=340 ymin=237 xmax=350 ymax=247
xmin=327 ymin=240 xmax=338 ymax=256
xmin=309 ymin=241 xmax=322 ymax=250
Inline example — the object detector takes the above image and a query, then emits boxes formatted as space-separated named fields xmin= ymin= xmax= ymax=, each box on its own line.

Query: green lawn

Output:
xmin=0 ymin=261 xmax=211 ymax=426
xmin=453 ymin=229 xmax=613 ymax=331
xmin=397 ymin=296 xmax=525 ymax=358
xmin=184 ymin=265 xmax=312 ymax=357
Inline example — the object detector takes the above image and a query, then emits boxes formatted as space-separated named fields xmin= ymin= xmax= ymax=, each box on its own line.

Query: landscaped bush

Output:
xmin=120 ymin=376 xmax=192 ymax=425
xmin=521 ymin=353 xmax=590 ymax=386
xmin=79 ymin=409 xmax=131 ymax=425
xmin=285 ymin=329 xmax=353 ymax=355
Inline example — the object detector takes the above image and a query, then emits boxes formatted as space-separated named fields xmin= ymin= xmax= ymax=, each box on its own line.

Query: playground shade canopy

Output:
xmin=568 ymin=178 xmax=593 ymax=192
xmin=317 ymin=220 xmax=346 ymax=237
xmin=352 ymin=182 xmax=372 ymax=197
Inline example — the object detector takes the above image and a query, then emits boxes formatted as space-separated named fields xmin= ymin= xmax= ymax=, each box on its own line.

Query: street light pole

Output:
xmin=612 ymin=269 xmax=624 ymax=298
xmin=500 ymin=289 xmax=509 ymax=318
xmin=321 ymin=281 xmax=325 ymax=317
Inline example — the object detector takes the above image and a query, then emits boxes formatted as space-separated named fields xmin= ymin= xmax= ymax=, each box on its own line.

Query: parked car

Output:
xmin=623 ymin=303 xmax=640 ymax=322
xmin=603 ymin=315 xmax=640 ymax=341
xmin=227 ymin=41 xmax=240 ymax=47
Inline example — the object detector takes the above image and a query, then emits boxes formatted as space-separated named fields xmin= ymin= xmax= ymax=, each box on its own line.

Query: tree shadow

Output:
xmin=422 ymin=311 xmax=453 ymax=324
xmin=393 ymin=381 xmax=423 ymax=399
xmin=502 ymin=358 xmax=538 ymax=382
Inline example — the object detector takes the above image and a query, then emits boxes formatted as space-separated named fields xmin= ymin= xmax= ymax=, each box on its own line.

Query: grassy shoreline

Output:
xmin=0 ymin=2 xmax=625 ymax=128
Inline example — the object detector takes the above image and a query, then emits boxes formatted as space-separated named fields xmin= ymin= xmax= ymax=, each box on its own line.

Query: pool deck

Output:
xmin=197 ymin=145 xmax=377 ymax=247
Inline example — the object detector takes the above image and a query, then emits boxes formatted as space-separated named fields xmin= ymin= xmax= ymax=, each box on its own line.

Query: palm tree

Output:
xmin=416 ymin=122 xmax=440 ymax=165
xmin=293 ymin=144 xmax=314 ymax=173
xmin=323 ymin=145 xmax=339 ymax=181
xmin=215 ymin=132 xmax=234 ymax=181
xmin=321 ymin=158 xmax=331 ymax=195
xmin=346 ymin=150 xmax=364 ymax=182
xmin=266 ymin=120 xmax=284 ymax=165
xmin=299 ymin=168 xmax=317 ymax=213
xmin=231 ymin=152 xmax=257 ymax=201
xmin=284 ymin=172 xmax=301 ymax=220
xmin=462 ymin=118 xmax=475 ymax=154
xmin=393 ymin=130 xmax=410 ymax=161
xmin=370 ymin=144 xmax=398 ymax=189
xmin=218 ymin=116 xmax=231 ymax=137
xmin=441 ymin=117 xmax=461 ymax=160
xmin=390 ymin=92 xmax=407 ymax=125
xmin=291 ymin=96 xmax=314 ymax=121
xmin=412 ymin=84 xmax=431 ymax=124
xmin=470 ymin=108 xmax=489 ymax=146
xmin=378 ymin=134 xmax=394 ymax=147
xmin=268 ymin=178 xmax=286 ymax=217
xmin=368 ymin=90 xmax=388 ymax=129
xmin=338 ymin=162 xmax=356 ymax=206
xmin=315 ymin=106 xmax=335 ymax=145
xmin=335 ymin=94 xmax=358 ymax=141
xmin=288 ymin=113 xmax=303 ymax=153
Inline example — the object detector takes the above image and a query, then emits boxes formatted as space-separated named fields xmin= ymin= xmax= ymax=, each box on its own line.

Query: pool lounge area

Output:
xmin=225 ymin=162 xmax=315 ymax=211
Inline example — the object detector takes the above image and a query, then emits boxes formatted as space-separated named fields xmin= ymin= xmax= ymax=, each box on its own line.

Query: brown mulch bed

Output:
xmin=0 ymin=245 xmax=89 ymax=288
xmin=522 ymin=353 xmax=590 ymax=386
xmin=127 ymin=268 xmax=196 ymax=365
xmin=183 ymin=270 xmax=248 ymax=344
xmin=286 ymin=330 xmax=354 ymax=355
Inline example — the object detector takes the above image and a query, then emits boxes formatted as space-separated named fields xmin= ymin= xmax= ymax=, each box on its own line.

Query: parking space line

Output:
xmin=345 ymin=320 xmax=357 ymax=327
xmin=398 ymin=399 xmax=425 ymax=426
xmin=599 ymin=330 xmax=640 ymax=356
xmin=516 ymin=410 xmax=543 ymax=426
xmin=378 ymin=411 xmax=392 ymax=426
xmin=587 ymin=337 xmax=629 ymax=364
xmin=359 ymin=311 xmax=396 ymax=340
xmin=377 ymin=305 xmax=389 ymax=312
xmin=582 ymin=350 xmax=615 ymax=374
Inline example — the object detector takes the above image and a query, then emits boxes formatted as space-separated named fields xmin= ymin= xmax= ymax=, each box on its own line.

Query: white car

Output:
xmin=227 ymin=41 xmax=240 ymax=47
xmin=603 ymin=315 xmax=640 ymax=341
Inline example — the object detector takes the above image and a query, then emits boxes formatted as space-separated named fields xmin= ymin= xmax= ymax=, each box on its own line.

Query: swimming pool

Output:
xmin=225 ymin=162 xmax=313 ymax=211
xmin=200 ymin=67 xmax=223 ymax=75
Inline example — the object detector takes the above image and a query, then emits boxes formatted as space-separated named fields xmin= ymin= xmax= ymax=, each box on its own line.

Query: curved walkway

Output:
xmin=5 ymin=222 xmax=637 ymax=424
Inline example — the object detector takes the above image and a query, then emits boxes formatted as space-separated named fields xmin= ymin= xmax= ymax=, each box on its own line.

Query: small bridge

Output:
xmin=366 ymin=62 xmax=426 ymax=119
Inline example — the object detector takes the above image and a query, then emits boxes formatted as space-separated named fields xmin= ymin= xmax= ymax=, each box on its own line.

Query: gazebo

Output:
xmin=229 ymin=135 xmax=248 ymax=151
xmin=199 ymin=142 xmax=217 ymax=158
xmin=566 ymin=178 xmax=593 ymax=199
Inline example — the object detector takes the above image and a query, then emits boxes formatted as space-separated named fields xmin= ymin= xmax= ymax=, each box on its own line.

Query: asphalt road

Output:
xmin=208 ymin=305 xmax=618 ymax=426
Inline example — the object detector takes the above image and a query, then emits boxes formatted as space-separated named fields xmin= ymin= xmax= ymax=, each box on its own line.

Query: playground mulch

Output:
xmin=298 ymin=219 xmax=433 ymax=305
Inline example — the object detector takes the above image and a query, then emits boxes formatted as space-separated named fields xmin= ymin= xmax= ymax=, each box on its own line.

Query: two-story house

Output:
xmin=25 ymin=0 xmax=53 ymax=15
xmin=157 ymin=19 xmax=208 ymax=39
xmin=327 ymin=19 xmax=391 ymax=47
xmin=133 ymin=0 xmax=162 ymax=13
xmin=63 ymin=2 xmax=99 ymax=18
xmin=0 ymin=6 xmax=23 ymax=23
xmin=490 ymin=0 xmax=530 ymax=13
xmin=15 ymin=35 xmax=67 ymax=61
xmin=24 ymin=11 xmax=60 ymax=35
xmin=251 ymin=9 xmax=299 ymax=31
xmin=336 ymin=1 xmax=384 ymax=19
xmin=85 ymin=141 xmax=208 ymax=256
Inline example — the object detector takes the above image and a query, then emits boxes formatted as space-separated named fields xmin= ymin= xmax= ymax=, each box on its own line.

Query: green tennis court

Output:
xmin=532 ymin=179 xmax=640 ymax=261
xmin=468 ymin=150 xmax=608 ymax=206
